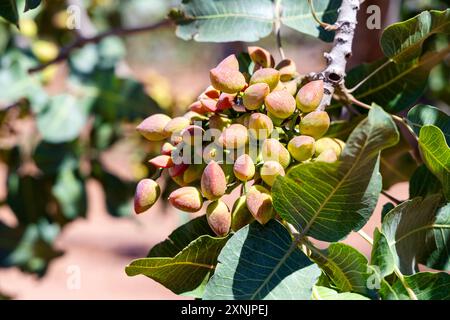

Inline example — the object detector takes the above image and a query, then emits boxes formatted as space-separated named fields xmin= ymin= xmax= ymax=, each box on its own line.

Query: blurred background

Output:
xmin=0 ymin=0 xmax=448 ymax=299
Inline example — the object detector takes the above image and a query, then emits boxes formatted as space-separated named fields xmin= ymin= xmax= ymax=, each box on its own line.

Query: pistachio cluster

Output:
xmin=134 ymin=47 xmax=344 ymax=237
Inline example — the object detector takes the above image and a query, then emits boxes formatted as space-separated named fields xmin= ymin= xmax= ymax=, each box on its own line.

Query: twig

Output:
xmin=307 ymin=0 xmax=338 ymax=31
xmin=28 ymin=19 xmax=172 ymax=73
xmin=274 ymin=0 xmax=286 ymax=60
xmin=316 ymin=0 xmax=361 ymax=111
xmin=381 ymin=190 xmax=402 ymax=205
xmin=357 ymin=230 xmax=373 ymax=245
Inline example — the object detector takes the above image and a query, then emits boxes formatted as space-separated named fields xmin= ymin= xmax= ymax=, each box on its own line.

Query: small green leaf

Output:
xmin=312 ymin=286 xmax=370 ymax=300
xmin=381 ymin=9 xmax=450 ymax=63
xmin=408 ymin=104 xmax=450 ymax=144
xmin=203 ymin=220 xmax=320 ymax=300
xmin=272 ymin=105 xmax=399 ymax=241
xmin=310 ymin=243 xmax=375 ymax=298
xmin=382 ymin=195 xmax=447 ymax=274
xmin=126 ymin=234 xmax=229 ymax=296
xmin=419 ymin=125 xmax=450 ymax=200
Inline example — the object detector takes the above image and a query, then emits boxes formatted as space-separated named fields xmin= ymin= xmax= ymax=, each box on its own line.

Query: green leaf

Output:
xmin=170 ymin=0 xmax=274 ymax=42
xmin=383 ymin=272 xmax=450 ymax=300
xmin=170 ymin=0 xmax=338 ymax=43
xmin=409 ymin=165 xmax=442 ymax=199
xmin=0 ymin=50 xmax=48 ymax=110
xmin=126 ymin=234 xmax=229 ymax=296
xmin=52 ymin=165 xmax=87 ymax=221
xmin=0 ymin=219 xmax=62 ymax=275
xmin=419 ymin=125 xmax=450 ymax=200
xmin=272 ymin=105 xmax=399 ymax=242
xmin=345 ymin=45 xmax=450 ymax=113
xmin=280 ymin=0 xmax=340 ymax=42
xmin=36 ymin=94 xmax=91 ymax=143
xmin=203 ymin=220 xmax=320 ymax=300
xmin=0 ymin=0 xmax=18 ymax=26
xmin=33 ymin=142 xmax=77 ymax=175
xmin=381 ymin=9 xmax=450 ymax=63
xmin=371 ymin=229 xmax=395 ymax=278
xmin=312 ymin=286 xmax=370 ymax=300
xmin=408 ymin=104 xmax=450 ymax=144
xmin=7 ymin=173 xmax=54 ymax=225
xmin=148 ymin=215 xmax=215 ymax=258
xmin=382 ymin=195 xmax=447 ymax=274
xmin=310 ymin=243 xmax=375 ymax=298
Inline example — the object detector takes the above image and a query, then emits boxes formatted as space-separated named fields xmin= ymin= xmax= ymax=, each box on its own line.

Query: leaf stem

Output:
xmin=393 ymin=265 xmax=418 ymax=300
xmin=347 ymin=60 xmax=392 ymax=93
xmin=274 ymin=0 xmax=286 ymax=60
xmin=307 ymin=0 xmax=338 ymax=31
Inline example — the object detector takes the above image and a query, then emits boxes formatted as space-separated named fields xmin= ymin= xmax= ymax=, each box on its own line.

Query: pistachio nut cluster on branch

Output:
xmin=134 ymin=47 xmax=345 ymax=236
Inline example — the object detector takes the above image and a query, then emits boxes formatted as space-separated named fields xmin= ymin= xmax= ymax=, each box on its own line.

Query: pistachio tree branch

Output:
xmin=316 ymin=0 xmax=361 ymax=110
xmin=28 ymin=19 xmax=172 ymax=74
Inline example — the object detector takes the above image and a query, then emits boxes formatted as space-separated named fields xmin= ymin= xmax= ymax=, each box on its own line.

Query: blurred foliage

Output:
xmin=0 ymin=0 xmax=186 ymax=275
